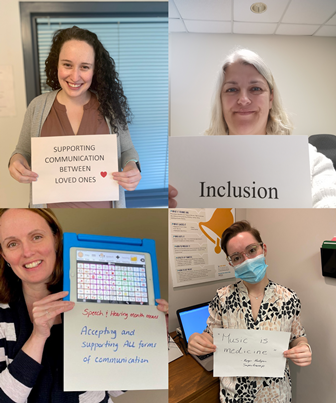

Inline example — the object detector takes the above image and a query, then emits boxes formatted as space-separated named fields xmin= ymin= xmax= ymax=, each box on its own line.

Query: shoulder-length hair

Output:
xmin=45 ymin=26 xmax=131 ymax=134
xmin=0 ymin=209 xmax=63 ymax=303
xmin=206 ymin=48 xmax=293 ymax=136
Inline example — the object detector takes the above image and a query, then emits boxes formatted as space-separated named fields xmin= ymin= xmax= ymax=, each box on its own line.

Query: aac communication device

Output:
xmin=63 ymin=233 xmax=160 ymax=305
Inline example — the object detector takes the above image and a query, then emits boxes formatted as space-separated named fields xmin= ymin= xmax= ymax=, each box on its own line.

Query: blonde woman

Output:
xmin=169 ymin=49 xmax=336 ymax=207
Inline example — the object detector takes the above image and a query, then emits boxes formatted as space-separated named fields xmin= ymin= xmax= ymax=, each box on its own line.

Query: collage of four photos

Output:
xmin=1 ymin=1 xmax=336 ymax=402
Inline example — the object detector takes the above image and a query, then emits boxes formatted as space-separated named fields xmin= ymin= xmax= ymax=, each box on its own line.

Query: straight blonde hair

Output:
xmin=206 ymin=49 xmax=293 ymax=136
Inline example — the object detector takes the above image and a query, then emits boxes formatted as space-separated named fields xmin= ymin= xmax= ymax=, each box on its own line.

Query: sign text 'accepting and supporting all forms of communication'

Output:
xmin=64 ymin=303 xmax=168 ymax=391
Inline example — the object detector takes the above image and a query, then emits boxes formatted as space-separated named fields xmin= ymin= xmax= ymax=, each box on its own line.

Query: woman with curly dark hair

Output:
xmin=9 ymin=26 xmax=141 ymax=208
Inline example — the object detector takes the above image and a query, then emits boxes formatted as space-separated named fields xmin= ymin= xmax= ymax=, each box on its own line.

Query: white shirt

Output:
xmin=309 ymin=144 xmax=336 ymax=208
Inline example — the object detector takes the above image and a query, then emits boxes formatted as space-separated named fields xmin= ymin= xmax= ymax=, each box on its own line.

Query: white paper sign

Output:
xmin=169 ymin=136 xmax=312 ymax=208
xmin=31 ymin=135 xmax=119 ymax=204
xmin=64 ymin=303 xmax=168 ymax=391
xmin=213 ymin=329 xmax=290 ymax=377
xmin=169 ymin=208 xmax=235 ymax=287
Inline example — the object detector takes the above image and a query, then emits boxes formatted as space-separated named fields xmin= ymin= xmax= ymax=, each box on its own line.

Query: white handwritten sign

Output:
xmin=213 ymin=329 xmax=290 ymax=377
xmin=169 ymin=136 xmax=312 ymax=208
xmin=64 ymin=303 xmax=168 ymax=391
xmin=31 ymin=135 xmax=119 ymax=204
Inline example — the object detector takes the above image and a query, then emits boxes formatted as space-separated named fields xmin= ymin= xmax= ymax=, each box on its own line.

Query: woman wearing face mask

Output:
xmin=188 ymin=220 xmax=312 ymax=403
xmin=169 ymin=48 xmax=336 ymax=208
xmin=9 ymin=26 xmax=141 ymax=208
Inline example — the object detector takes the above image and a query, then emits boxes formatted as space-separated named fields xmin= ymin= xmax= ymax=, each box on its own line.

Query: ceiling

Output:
xmin=169 ymin=0 xmax=336 ymax=36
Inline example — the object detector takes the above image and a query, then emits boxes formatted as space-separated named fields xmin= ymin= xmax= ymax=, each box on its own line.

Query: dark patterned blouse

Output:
xmin=205 ymin=280 xmax=306 ymax=403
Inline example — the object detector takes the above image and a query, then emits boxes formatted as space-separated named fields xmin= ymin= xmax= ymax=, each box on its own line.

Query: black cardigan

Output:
xmin=0 ymin=291 xmax=110 ymax=403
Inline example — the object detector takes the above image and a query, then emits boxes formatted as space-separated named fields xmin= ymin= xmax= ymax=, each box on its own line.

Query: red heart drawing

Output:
xmin=100 ymin=171 xmax=107 ymax=178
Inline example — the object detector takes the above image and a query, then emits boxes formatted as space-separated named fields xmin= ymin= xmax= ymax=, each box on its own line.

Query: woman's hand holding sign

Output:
xmin=112 ymin=161 xmax=141 ymax=191
xmin=283 ymin=339 xmax=312 ymax=367
xmin=30 ymin=291 xmax=75 ymax=340
xmin=9 ymin=153 xmax=38 ymax=183
xmin=22 ymin=292 xmax=74 ymax=364
xmin=188 ymin=332 xmax=216 ymax=356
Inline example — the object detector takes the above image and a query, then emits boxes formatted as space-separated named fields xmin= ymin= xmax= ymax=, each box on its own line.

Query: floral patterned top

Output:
xmin=205 ymin=280 xmax=306 ymax=403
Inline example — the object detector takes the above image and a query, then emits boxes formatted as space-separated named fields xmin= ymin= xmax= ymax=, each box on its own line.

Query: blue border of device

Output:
xmin=63 ymin=232 xmax=161 ymax=304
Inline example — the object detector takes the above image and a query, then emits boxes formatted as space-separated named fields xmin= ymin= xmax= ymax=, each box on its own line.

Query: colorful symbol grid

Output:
xmin=77 ymin=262 xmax=148 ymax=305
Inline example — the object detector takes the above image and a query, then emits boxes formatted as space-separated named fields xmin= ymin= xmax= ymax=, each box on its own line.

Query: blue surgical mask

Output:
xmin=234 ymin=254 xmax=268 ymax=284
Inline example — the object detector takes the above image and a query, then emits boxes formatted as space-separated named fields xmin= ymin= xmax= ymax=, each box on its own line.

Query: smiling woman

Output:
xmin=221 ymin=62 xmax=274 ymax=135
xmin=57 ymin=40 xmax=95 ymax=112
xmin=0 ymin=209 xmax=63 ymax=302
xmin=0 ymin=208 xmax=120 ymax=402
xmin=8 ymin=26 xmax=141 ymax=208
xmin=169 ymin=48 xmax=336 ymax=208
xmin=206 ymin=48 xmax=292 ymax=137
xmin=0 ymin=208 xmax=168 ymax=403
xmin=0 ymin=210 xmax=58 ymax=290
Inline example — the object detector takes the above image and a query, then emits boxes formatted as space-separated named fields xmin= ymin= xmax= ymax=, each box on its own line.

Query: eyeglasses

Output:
xmin=227 ymin=242 xmax=263 ymax=266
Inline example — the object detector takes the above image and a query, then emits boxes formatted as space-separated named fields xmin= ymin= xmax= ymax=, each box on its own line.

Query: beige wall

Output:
xmin=170 ymin=33 xmax=336 ymax=138
xmin=169 ymin=209 xmax=336 ymax=403
xmin=0 ymin=0 xmax=165 ymax=207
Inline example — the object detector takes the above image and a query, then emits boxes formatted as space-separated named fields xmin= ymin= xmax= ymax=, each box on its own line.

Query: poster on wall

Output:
xmin=169 ymin=208 xmax=235 ymax=287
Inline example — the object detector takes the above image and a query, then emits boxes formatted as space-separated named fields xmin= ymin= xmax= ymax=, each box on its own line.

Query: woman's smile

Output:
xmin=66 ymin=82 xmax=83 ymax=89
xmin=221 ymin=62 xmax=273 ymax=135
xmin=234 ymin=110 xmax=255 ymax=115
xmin=57 ymin=39 xmax=95 ymax=103
xmin=24 ymin=260 xmax=43 ymax=270
xmin=0 ymin=209 xmax=57 ymax=286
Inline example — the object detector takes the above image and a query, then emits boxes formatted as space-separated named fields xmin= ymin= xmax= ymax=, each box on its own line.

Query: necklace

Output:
xmin=249 ymin=293 xmax=264 ymax=300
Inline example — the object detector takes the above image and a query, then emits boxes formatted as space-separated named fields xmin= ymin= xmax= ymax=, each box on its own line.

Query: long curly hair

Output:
xmin=45 ymin=26 xmax=132 ymax=134
xmin=206 ymin=48 xmax=293 ymax=136
xmin=0 ymin=209 xmax=63 ymax=303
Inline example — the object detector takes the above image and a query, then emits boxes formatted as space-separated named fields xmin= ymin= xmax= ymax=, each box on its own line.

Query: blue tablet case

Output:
xmin=63 ymin=233 xmax=160 ymax=304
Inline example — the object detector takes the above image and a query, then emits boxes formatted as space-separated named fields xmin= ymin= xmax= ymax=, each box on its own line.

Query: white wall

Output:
xmin=170 ymin=33 xmax=336 ymax=138
xmin=169 ymin=209 xmax=336 ymax=403
xmin=0 ymin=0 xmax=165 ymax=208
